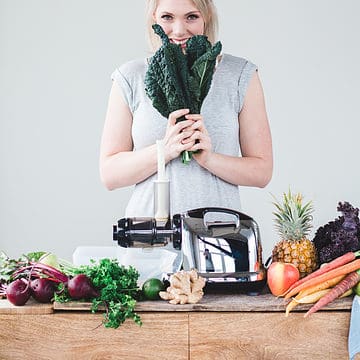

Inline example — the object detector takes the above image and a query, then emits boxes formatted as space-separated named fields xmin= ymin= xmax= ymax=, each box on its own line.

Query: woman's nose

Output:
xmin=172 ymin=20 xmax=187 ymax=37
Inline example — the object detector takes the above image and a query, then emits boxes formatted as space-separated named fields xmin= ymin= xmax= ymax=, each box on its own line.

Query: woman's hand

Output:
xmin=164 ymin=109 xmax=213 ymax=166
xmin=183 ymin=113 xmax=213 ymax=166
xmin=163 ymin=109 xmax=197 ymax=162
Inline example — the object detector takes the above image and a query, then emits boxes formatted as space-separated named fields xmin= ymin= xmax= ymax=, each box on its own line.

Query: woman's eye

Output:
xmin=161 ymin=14 xmax=173 ymax=21
xmin=187 ymin=14 xmax=200 ymax=21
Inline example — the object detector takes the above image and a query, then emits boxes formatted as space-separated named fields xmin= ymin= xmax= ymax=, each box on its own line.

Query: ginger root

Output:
xmin=159 ymin=269 xmax=206 ymax=305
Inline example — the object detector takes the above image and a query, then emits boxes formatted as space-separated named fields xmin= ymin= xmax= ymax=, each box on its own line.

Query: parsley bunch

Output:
xmin=60 ymin=258 xmax=142 ymax=329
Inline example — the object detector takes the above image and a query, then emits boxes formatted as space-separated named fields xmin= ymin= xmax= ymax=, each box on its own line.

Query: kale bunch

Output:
xmin=313 ymin=201 xmax=360 ymax=264
xmin=145 ymin=24 xmax=222 ymax=164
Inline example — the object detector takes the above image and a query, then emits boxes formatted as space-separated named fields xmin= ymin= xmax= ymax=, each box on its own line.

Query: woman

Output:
xmin=100 ymin=0 xmax=273 ymax=217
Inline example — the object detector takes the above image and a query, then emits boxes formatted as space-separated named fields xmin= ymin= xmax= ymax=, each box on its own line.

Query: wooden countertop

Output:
xmin=1 ymin=294 xmax=357 ymax=360
xmin=0 ymin=292 xmax=354 ymax=314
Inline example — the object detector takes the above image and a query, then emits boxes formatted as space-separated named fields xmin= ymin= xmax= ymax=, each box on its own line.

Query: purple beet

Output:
xmin=6 ymin=278 xmax=31 ymax=306
xmin=31 ymin=278 xmax=56 ymax=303
xmin=67 ymin=274 xmax=99 ymax=300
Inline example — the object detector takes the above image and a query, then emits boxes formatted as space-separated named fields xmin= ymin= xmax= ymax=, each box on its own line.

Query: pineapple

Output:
xmin=271 ymin=190 xmax=318 ymax=278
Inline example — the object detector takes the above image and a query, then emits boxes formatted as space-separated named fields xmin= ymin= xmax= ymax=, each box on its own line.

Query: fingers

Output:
xmin=164 ymin=132 xmax=196 ymax=161
xmin=187 ymin=130 xmax=206 ymax=146
xmin=167 ymin=109 xmax=194 ymax=136
xmin=178 ymin=114 xmax=209 ymax=147
xmin=185 ymin=114 xmax=202 ymax=121
xmin=184 ymin=114 xmax=207 ymax=133
xmin=164 ymin=111 xmax=211 ymax=162
xmin=164 ymin=110 xmax=195 ymax=161
xmin=168 ymin=109 xmax=190 ymax=126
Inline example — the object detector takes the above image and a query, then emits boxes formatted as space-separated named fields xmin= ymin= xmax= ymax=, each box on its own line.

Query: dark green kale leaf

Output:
xmin=186 ymin=35 xmax=211 ymax=69
xmin=145 ymin=24 xmax=222 ymax=164
xmin=145 ymin=24 xmax=190 ymax=119
xmin=188 ymin=40 xmax=222 ymax=114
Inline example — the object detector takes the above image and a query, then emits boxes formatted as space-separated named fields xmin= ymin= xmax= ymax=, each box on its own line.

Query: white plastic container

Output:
xmin=72 ymin=245 xmax=181 ymax=284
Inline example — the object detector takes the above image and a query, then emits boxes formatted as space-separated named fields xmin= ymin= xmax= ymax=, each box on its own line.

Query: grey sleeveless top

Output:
xmin=111 ymin=53 xmax=257 ymax=217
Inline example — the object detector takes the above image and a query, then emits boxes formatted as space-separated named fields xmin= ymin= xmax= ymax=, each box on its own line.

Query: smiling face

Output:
xmin=153 ymin=0 xmax=205 ymax=49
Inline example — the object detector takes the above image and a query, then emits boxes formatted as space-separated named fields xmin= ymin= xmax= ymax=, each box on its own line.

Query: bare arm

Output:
xmin=99 ymin=82 xmax=158 ymax=190
xmin=191 ymin=71 xmax=273 ymax=188
xmin=99 ymin=82 xmax=198 ymax=190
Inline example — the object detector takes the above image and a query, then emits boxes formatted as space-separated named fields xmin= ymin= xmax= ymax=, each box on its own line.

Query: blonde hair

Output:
xmin=145 ymin=0 xmax=218 ymax=52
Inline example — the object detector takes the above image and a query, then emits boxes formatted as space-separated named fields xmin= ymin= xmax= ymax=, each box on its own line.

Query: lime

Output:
xmin=354 ymin=282 xmax=360 ymax=296
xmin=142 ymin=278 xmax=165 ymax=300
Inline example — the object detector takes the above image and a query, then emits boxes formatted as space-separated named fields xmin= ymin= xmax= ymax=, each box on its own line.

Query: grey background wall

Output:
xmin=1 ymin=0 xmax=359 ymax=262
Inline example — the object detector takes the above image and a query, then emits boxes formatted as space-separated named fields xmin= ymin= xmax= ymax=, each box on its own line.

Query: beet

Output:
xmin=30 ymin=278 xmax=56 ymax=303
xmin=67 ymin=274 xmax=99 ymax=300
xmin=6 ymin=279 xmax=31 ymax=306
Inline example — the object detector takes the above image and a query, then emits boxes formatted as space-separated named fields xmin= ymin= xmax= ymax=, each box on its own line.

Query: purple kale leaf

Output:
xmin=313 ymin=201 xmax=360 ymax=264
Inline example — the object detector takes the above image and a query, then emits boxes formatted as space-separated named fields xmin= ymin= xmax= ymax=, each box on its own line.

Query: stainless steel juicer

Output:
xmin=113 ymin=207 xmax=266 ymax=293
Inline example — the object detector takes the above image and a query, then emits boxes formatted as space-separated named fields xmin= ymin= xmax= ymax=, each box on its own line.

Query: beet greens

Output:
xmin=1 ymin=251 xmax=141 ymax=329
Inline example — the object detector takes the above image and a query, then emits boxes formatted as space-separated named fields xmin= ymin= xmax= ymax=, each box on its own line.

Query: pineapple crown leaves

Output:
xmin=271 ymin=190 xmax=314 ymax=241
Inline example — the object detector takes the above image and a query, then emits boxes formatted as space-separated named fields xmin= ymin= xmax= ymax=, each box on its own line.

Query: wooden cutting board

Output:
xmin=53 ymin=300 xmax=104 ymax=311
xmin=1 ymin=293 xmax=353 ymax=314
xmin=53 ymin=293 xmax=354 ymax=312
xmin=0 ymin=299 xmax=53 ymax=315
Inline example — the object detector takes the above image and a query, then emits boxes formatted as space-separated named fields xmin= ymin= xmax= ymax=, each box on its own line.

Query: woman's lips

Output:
xmin=170 ymin=39 xmax=188 ymax=48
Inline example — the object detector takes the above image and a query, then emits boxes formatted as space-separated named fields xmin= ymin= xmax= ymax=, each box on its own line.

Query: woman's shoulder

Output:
xmin=222 ymin=53 xmax=257 ymax=70
xmin=113 ymin=58 xmax=147 ymax=78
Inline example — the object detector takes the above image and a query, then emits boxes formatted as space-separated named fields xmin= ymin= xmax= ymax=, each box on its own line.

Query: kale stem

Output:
xmin=182 ymin=150 xmax=192 ymax=164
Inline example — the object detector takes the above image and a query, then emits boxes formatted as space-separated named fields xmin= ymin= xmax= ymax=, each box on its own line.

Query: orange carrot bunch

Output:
xmin=282 ymin=251 xmax=360 ymax=317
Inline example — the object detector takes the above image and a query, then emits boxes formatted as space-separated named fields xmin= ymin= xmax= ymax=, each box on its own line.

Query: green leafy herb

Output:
xmin=0 ymin=252 xmax=19 ymax=285
xmin=57 ymin=258 xmax=142 ymax=329
xmin=145 ymin=24 xmax=222 ymax=164
xmin=25 ymin=251 xmax=47 ymax=262
xmin=0 ymin=251 xmax=44 ymax=285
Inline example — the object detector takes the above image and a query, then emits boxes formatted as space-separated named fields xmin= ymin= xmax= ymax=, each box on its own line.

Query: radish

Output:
xmin=6 ymin=279 xmax=31 ymax=306
xmin=30 ymin=278 xmax=56 ymax=303
xmin=67 ymin=274 xmax=99 ymax=300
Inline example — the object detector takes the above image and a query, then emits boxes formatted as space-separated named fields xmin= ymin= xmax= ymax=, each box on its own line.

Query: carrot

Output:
xmin=304 ymin=270 xmax=360 ymax=317
xmin=285 ymin=288 xmax=331 ymax=316
xmin=285 ymin=285 xmax=318 ymax=316
xmin=282 ymin=251 xmax=360 ymax=297
xmin=293 ymin=274 xmax=345 ymax=299
xmin=285 ymin=258 xmax=360 ymax=299
xmin=339 ymin=288 xmax=353 ymax=298
xmin=285 ymin=298 xmax=300 ymax=317
xmin=286 ymin=283 xmax=353 ymax=317
xmin=294 ymin=289 xmax=331 ymax=304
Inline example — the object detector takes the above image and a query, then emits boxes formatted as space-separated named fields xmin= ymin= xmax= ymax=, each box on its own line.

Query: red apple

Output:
xmin=267 ymin=262 xmax=300 ymax=296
